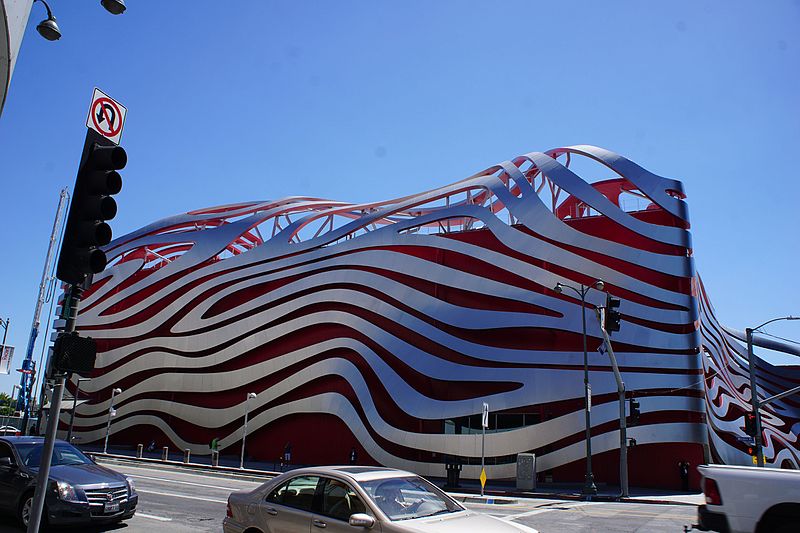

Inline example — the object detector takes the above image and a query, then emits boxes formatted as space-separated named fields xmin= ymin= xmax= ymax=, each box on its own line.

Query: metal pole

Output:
xmin=580 ymin=286 xmax=597 ymax=496
xmin=103 ymin=388 xmax=120 ymax=455
xmin=596 ymin=307 xmax=628 ymax=498
xmin=27 ymin=283 xmax=81 ymax=533
xmin=1 ymin=317 xmax=8 ymax=345
xmin=240 ymin=397 xmax=250 ymax=469
xmin=481 ymin=422 xmax=485 ymax=497
xmin=67 ymin=378 xmax=89 ymax=444
xmin=746 ymin=328 xmax=764 ymax=467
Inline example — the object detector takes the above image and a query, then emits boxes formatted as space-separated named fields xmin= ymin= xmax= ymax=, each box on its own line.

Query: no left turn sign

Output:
xmin=86 ymin=87 xmax=127 ymax=144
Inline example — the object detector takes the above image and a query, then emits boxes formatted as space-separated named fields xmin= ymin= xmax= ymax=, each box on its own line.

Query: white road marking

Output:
xmin=137 ymin=512 xmax=173 ymax=522
xmin=136 ymin=489 xmax=228 ymax=504
xmin=501 ymin=502 xmax=593 ymax=521
xmin=129 ymin=473 xmax=259 ymax=491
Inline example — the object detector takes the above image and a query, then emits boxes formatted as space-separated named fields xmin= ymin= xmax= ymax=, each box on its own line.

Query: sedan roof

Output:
xmin=289 ymin=465 xmax=418 ymax=483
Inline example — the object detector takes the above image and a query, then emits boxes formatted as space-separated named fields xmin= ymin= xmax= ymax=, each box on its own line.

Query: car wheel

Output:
xmin=18 ymin=493 xmax=33 ymax=527
xmin=18 ymin=493 xmax=47 ymax=529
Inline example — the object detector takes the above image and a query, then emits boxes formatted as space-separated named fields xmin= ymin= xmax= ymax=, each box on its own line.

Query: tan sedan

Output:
xmin=224 ymin=465 xmax=537 ymax=532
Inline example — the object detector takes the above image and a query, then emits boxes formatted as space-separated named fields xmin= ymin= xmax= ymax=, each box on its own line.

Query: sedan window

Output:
xmin=14 ymin=443 xmax=93 ymax=468
xmin=266 ymin=475 xmax=320 ymax=511
xmin=320 ymin=478 xmax=368 ymax=522
xmin=359 ymin=475 xmax=463 ymax=521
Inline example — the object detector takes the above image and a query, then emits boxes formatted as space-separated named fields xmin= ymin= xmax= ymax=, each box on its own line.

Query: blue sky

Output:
xmin=1 ymin=1 xmax=799 ymax=395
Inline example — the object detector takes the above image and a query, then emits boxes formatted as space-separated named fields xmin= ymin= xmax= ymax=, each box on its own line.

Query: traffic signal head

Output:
xmin=57 ymin=141 xmax=126 ymax=285
xmin=52 ymin=332 xmax=97 ymax=376
xmin=744 ymin=412 xmax=757 ymax=437
xmin=629 ymin=397 xmax=641 ymax=426
xmin=605 ymin=294 xmax=622 ymax=333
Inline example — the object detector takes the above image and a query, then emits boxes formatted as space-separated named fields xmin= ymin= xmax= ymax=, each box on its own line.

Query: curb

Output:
xmin=92 ymin=453 xmax=278 ymax=483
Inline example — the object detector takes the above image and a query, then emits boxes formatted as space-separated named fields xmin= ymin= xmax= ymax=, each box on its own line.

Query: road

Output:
xmin=0 ymin=461 xmax=699 ymax=532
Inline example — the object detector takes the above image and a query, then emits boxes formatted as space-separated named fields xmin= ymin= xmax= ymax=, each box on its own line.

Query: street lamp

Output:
xmin=240 ymin=392 xmax=257 ymax=469
xmin=67 ymin=378 xmax=91 ymax=444
xmin=101 ymin=0 xmax=127 ymax=15
xmin=103 ymin=388 xmax=122 ymax=454
xmin=554 ymin=279 xmax=605 ymax=497
xmin=746 ymin=316 xmax=799 ymax=467
xmin=34 ymin=0 xmax=61 ymax=41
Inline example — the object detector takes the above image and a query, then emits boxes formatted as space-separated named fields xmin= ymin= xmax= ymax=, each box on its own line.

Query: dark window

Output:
xmin=319 ymin=477 xmax=368 ymax=521
xmin=266 ymin=476 xmax=320 ymax=511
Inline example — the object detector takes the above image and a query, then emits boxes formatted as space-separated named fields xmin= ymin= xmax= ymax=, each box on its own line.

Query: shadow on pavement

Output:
xmin=0 ymin=521 xmax=129 ymax=533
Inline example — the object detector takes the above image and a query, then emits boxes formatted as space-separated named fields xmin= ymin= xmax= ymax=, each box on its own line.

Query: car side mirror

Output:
xmin=349 ymin=513 xmax=374 ymax=528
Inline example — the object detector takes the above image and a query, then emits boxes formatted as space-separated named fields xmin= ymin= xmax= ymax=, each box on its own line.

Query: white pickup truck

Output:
xmin=697 ymin=464 xmax=800 ymax=533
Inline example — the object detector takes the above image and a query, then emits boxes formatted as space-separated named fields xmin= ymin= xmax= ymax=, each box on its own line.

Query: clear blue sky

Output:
xmin=1 ymin=1 xmax=799 ymax=396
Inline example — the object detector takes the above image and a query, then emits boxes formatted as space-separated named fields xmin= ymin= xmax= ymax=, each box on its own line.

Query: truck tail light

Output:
xmin=704 ymin=477 xmax=722 ymax=505
xmin=226 ymin=500 xmax=233 ymax=518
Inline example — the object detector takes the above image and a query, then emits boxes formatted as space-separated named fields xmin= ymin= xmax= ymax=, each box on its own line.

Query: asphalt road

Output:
xmin=0 ymin=461 xmax=699 ymax=532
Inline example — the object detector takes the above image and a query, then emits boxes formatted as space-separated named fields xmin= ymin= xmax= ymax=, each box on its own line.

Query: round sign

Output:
xmin=91 ymin=97 xmax=123 ymax=138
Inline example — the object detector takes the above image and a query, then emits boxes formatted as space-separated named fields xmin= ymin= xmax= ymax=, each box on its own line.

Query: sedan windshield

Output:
xmin=358 ymin=476 xmax=463 ymax=521
xmin=15 ymin=443 xmax=94 ymax=468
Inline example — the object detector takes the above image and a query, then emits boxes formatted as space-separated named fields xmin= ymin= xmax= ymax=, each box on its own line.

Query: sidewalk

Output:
xmin=89 ymin=445 xmax=703 ymax=507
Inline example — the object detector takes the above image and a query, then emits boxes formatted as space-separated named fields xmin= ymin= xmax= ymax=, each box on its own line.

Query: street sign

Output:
xmin=479 ymin=468 xmax=487 ymax=489
xmin=736 ymin=435 xmax=755 ymax=446
xmin=86 ymin=87 xmax=127 ymax=144
xmin=0 ymin=345 xmax=13 ymax=374
xmin=482 ymin=402 xmax=489 ymax=428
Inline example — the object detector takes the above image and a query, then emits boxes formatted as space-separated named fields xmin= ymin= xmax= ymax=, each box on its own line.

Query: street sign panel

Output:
xmin=86 ymin=87 xmax=127 ymax=144
xmin=0 ymin=345 xmax=13 ymax=374
xmin=482 ymin=402 xmax=489 ymax=428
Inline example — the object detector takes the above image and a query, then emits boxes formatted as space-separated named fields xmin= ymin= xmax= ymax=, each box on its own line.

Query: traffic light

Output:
xmin=628 ymin=397 xmax=641 ymax=426
xmin=744 ymin=412 xmax=757 ymax=437
xmin=52 ymin=332 xmax=97 ymax=376
xmin=56 ymin=139 xmax=126 ymax=285
xmin=605 ymin=293 xmax=622 ymax=333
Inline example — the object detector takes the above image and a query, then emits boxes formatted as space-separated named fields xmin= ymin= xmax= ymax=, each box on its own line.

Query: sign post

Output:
xmin=27 ymin=88 xmax=127 ymax=533
xmin=480 ymin=402 xmax=489 ymax=496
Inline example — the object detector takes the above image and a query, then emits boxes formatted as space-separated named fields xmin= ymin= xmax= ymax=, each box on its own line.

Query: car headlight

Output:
xmin=126 ymin=476 xmax=136 ymax=495
xmin=55 ymin=481 xmax=84 ymax=503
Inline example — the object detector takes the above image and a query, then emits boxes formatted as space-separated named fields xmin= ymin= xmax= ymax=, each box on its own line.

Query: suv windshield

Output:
xmin=358 ymin=476 xmax=463 ymax=521
xmin=15 ymin=443 xmax=94 ymax=468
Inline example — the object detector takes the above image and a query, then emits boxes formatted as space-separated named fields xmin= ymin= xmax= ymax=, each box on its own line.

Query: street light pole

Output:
xmin=240 ymin=392 xmax=257 ymax=469
xmin=746 ymin=316 xmax=798 ymax=467
xmin=103 ymin=388 xmax=122 ymax=454
xmin=0 ymin=317 xmax=8 ymax=346
xmin=67 ymin=378 xmax=91 ymax=444
xmin=554 ymin=279 xmax=605 ymax=498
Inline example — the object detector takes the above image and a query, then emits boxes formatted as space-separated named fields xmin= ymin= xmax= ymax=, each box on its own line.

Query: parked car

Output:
xmin=697 ymin=464 xmax=800 ymax=533
xmin=224 ymin=465 xmax=537 ymax=533
xmin=0 ymin=436 xmax=138 ymax=528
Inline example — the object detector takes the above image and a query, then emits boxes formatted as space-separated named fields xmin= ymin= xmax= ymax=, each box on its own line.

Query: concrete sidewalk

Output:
xmin=90 ymin=446 xmax=703 ymax=507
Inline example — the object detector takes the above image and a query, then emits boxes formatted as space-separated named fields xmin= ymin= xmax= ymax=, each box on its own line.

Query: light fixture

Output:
xmin=101 ymin=0 xmax=127 ymax=15
xmin=35 ymin=0 xmax=61 ymax=41
xmin=594 ymin=280 xmax=605 ymax=291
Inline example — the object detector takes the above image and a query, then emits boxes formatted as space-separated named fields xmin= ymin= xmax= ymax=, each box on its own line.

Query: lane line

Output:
xmin=501 ymin=502 xmax=593 ymax=521
xmin=129 ymin=473 xmax=258 ymax=491
xmin=137 ymin=512 xmax=173 ymax=522
xmin=136 ymin=489 xmax=228 ymax=504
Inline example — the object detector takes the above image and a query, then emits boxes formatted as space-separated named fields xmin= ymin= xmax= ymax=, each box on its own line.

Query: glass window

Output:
xmin=359 ymin=476 xmax=463 ymax=521
xmin=320 ymin=478 xmax=368 ymax=521
xmin=266 ymin=475 xmax=320 ymax=511
xmin=0 ymin=442 xmax=14 ymax=463
xmin=14 ymin=443 xmax=93 ymax=468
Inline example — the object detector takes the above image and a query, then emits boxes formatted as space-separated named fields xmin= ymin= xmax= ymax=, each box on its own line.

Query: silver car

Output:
xmin=224 ymin=465 xmax=537 ymax=532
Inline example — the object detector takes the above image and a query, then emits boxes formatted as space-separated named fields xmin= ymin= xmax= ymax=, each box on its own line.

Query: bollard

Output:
xmin=211 ymin=450 xmax=219 ymax=467
xmin=184 ymin=448 xmax=191 ymax=463
xmin=162 ymin=446 xmax=169 ymax=461
xmin=136 ymin=444 xmax=143 ymax=459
